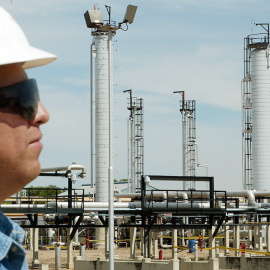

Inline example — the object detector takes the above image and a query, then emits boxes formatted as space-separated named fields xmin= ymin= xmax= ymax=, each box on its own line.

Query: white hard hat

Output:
xmin=0 ymin=6 xmax=56 ymax=69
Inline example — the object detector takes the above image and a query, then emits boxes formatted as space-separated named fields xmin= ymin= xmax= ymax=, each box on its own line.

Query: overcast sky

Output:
xmin=2 ymin=0 xmax=269 ymax=191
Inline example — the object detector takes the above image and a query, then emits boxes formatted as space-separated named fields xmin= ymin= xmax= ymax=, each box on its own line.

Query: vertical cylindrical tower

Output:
xmin=94 ymin=32 xmax=113 ymax=202
xmin=251 ymin=47 xmax=270 ymax=190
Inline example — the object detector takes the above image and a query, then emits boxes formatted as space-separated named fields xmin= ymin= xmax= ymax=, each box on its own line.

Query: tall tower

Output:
xmin=174 ymin=91 xmax=196 ymax=190
xmin=84 ymin=5 xmax=137 ymax=200
xmin=93 ymin=31 xmax=113 ymax=202
xmin=243 ymin=23 xmax=270 ymax=190
xmin=84 ymin=6 xmax=137 ymax=253
xmin=124 ymin=90 xmax=144 ymax=193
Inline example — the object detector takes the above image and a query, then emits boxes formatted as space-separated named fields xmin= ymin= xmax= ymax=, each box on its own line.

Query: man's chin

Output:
xmin=22 ymin=161 xmax=41 ymax=184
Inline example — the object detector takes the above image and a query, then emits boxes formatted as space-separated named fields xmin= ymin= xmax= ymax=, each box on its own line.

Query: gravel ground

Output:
xmin=26 ymin=246 xmax=211 ymax=269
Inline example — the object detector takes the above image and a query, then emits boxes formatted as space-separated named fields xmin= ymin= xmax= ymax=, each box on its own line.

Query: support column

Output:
xmin=141 ymin=229 xmax=145 ymax=257
xmin=105 ymin=227 xmax=109 ymax=259
xmin=181 ymin=229 xmax=185 ymax=246
xmin=148 ymin=230 xmax=153 ymax=258
xmin=94 ymin=227 xmax=105 ymax=250
xmin=248 ymin=226 xmax=253 ymax=248
xmin=224 ymin=226 xmax=230 ymax=256
xmin=48 ymin=228 xmax=54 ymax=247
xmin=233 ymin=226 xmax=240 ymax=256
xmin=208 ymin=226 xmax=215 ymax=259
xmin=130 ymin=227 xmax=137 ymax=259
xmin=254 ymin=225 xmax=260 ymax=250
xmin=29 ymin=228 xmax=33 ymax=250
xmin=55 ymin=244 xmax=61 ymax=270
xmin=153 ymin=231 xmax=159 ymax=259
xmin=172 ymin=229 xmax=178 ymax=260
xmin=66 ymin=228 xmax=74 ymax=269
xmin=32 ymin=228 xmax=39 ymax=267
xmin=267 ymin=225 xmax=270 ymax=254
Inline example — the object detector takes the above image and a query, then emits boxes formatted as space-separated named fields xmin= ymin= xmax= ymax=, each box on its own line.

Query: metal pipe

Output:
xmin=0 ymin=204 xmax=45 ymax=208
xmin=224 ymin=190 xmax=257 ymax=207
xmin=254 ymin=190 xmax=270 ymax=197
xmin=55 ymin=244 xmax=61 ymax=270
xmin=159 ymin=231 xmax=172 ymax=248
xmin=108 ymin=28 xmax=114 ymax=270
xmin=41 ymin=165 xmax=86 ymax=178
xmin=115 ymin=191 xmax=188 ymax=202
xmin=46 ymin=201 xmax=209 ymax=210
xmin=127 ymin=118 xmax=130 ymax=193
xmin=90 ymin=42 xmax=95 ymax=187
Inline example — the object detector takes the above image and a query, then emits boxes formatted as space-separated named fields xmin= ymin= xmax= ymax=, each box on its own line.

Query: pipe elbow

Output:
xmin=245 ymin=190 xmax=257 ymax=207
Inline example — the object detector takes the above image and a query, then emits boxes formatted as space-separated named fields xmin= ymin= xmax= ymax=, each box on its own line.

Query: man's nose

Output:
xmin=30 ymin=101 xmax=50 ymax=125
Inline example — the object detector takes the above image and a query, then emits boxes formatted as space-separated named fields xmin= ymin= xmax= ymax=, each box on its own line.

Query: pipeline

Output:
xmin=46 ymin=201 xmax=210 ymax=210
xmin=115 ymin=191 xmax=188 ymax=202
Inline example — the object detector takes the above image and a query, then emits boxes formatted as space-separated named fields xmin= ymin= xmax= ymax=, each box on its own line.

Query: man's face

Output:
xmin=0 ymin=63 xmax=49 ymax=202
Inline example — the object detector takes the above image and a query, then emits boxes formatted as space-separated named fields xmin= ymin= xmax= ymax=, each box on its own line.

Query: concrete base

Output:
xmin=219 ymin=256 xmax=270 ymax=270
xmin=39 ymin=264 xmax=49 ymax=270
xmin=74 ymin=257 xmax=219 ymax=270
xmin=32 ymin=259 xmax=40 ymax=268
xmin=66 ymin=263 xmax=74 ymax=269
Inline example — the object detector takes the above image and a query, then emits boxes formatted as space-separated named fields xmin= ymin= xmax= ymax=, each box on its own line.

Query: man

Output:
xmin=0 ymin=6 xmax=56 ymax=269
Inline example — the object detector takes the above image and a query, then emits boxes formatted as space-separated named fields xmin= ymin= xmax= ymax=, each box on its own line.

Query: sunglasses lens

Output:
xmin=0 ymin=79 xmax=39 ymax=121
xmin=19 ymin=80 xmax=39 ymax=121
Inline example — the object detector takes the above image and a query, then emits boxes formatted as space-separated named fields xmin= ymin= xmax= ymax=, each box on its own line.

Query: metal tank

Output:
xmin=94 ymin=32 xmax=112 ymax=202
xmin=251 ymin=46 xmax=270 ymax=190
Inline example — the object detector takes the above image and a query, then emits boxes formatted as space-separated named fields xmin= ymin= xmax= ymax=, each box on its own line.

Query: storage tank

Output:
xmin=251 ymin=46 xmax=270 ymax=190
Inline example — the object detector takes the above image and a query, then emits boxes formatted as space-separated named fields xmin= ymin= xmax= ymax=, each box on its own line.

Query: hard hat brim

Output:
xmin=0 ymin=45 xmax=57 ymax=69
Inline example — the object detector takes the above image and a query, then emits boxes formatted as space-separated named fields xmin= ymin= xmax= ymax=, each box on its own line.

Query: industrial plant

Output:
xmin=2 ymin=5 xmax=270 ymax=270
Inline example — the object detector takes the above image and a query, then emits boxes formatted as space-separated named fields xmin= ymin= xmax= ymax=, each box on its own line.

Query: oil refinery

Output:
xmin=2 ymin=3 xmax=270 ymax=270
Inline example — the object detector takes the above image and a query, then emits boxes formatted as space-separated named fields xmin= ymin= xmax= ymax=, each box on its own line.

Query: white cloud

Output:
xmin=116 ymin=43 xmax=242 ymax=111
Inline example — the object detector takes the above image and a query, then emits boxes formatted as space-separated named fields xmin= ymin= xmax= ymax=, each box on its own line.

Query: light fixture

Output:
xmin=71 ymin=173 xmax=77 ymax=185
xmin=144 ymin=175 xmax=150 ymax=185
xmin=122 ymin=5 xmax=137 ymax=24
xmin=84 ymin=9 xmax=104 ymax=28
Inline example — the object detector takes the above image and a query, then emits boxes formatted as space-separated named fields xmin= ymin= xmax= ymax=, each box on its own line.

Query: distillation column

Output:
xmin=251 ymin=45 xmax=270 ymax=190
xmin=93 ymin=31 xmax=114 ymax=248
xmin=94 ymin=32 xmax=113 ymax=202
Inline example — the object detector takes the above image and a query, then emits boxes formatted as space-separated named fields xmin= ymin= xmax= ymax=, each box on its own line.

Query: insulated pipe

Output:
xmin=165 ymin=190 xmax=258 ymax=207
xmin=46 ymin=201 xmax=209 ymax=210
xmin=46 ymin=202 xmax=132 ymax=209
xmin=41 ymin=165 xmax=87 ymax=178
xmin=160 ymin=231 xmax=172 ymax=248
xmin=115 ymin=191 xmax=188 ymax=201
xmin=259 ymin=203 xmax=270 ymax=208
xmin=223 ymin=191 xmax=257 ymax=207
xmin=254 ymin=190 xmax=270 ymax=197
xmin=0 ymin=204 xmax=45 ymax=208
xmin=116 ymin=190 xmax=258 ymax=207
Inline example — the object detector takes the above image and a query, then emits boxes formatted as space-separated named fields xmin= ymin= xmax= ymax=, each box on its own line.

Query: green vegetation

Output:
xmin=26 ymin=185 xmax=64 ymax=198
xmin=114 ymin=179 xmax=128 ymax=182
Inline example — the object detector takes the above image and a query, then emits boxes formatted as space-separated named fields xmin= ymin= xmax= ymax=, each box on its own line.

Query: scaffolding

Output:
xmin=242 ymin=37 xmax=253 ymax=190
xmin=125 ymin=90 xmax=144 ymax=193
xmin=175 ymin=91 xmax=196 ymax=190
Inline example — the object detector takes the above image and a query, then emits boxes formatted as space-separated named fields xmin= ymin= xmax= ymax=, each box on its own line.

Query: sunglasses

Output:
xmin=0 ymin=79 xmax=39 ymax=121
